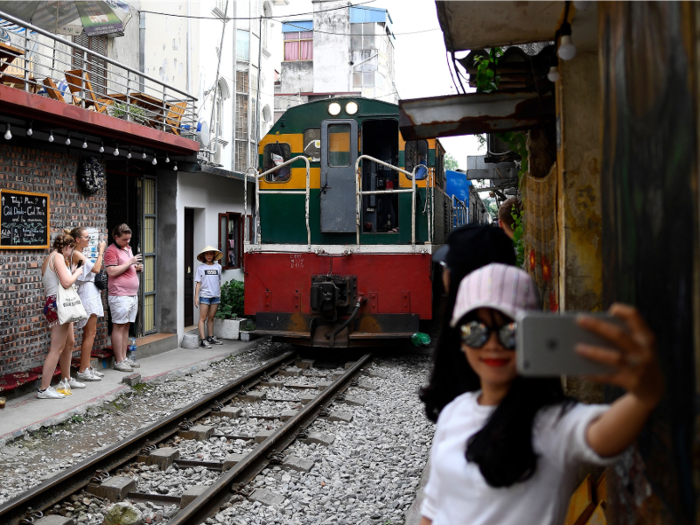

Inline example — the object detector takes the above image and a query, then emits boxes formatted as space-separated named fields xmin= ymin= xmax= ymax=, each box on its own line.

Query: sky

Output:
xmin=269 ymin=0 xmax=484 ymax=170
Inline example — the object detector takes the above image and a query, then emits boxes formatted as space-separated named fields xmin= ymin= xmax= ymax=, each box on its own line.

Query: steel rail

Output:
xmin=0 ymin=350 xmax=297 ymax=525
xmin=169 ymin=353 xmax=373 ymax=525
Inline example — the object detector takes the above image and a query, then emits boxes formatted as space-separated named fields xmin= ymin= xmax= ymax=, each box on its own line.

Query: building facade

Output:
xmin=274 ymin=0 xmax=396 ymax=121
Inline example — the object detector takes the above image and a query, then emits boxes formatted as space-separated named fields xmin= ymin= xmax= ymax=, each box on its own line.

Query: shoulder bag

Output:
xmin=94 ymin=269 xmax=108 ymax=291
xmin=55 ymin=257 xmax=88 ymax=325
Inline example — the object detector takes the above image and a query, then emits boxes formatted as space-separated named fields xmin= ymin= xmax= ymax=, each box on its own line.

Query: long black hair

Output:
xmin=419 ymin=225 xmax=572 ymax=488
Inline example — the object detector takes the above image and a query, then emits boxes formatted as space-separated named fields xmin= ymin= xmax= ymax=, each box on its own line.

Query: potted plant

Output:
xmin=240 ymin=320 xmax=258 ymax=342
xmin=213 ymin=280 xmax=246 ymax=340
xmin=109 ymin=102 xmax=149 ymax=125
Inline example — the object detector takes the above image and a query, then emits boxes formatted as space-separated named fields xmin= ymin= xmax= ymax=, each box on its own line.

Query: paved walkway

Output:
xmin=0 ymin=338 xmax=262 ymax=446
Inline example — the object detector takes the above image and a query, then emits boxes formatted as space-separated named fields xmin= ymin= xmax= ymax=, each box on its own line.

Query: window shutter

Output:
xmin=72 ymin=35 xmax=107 ymax=95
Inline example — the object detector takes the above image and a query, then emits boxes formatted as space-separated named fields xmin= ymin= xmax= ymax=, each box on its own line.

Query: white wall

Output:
xmin=175 ymin=171 xmax=253 ymax=338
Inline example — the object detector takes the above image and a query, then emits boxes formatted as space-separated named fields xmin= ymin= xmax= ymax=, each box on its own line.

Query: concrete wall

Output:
xmin=312 ymin=0 xmax=351 ymax=94
xmin=556 ymin=50 xmax=602 ymax=312
xmin=280 ymin=61 xmax=314 ymax=94
xmin=174 ymin=171 xmax=253 ymax=341
xmin=156 ymin=170 xmax=178 ymax=334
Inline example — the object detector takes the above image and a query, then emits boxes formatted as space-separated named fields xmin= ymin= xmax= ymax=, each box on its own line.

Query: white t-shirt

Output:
xmin=194 ymin=262 xmax=222 ymax=298
xmin=421 ymin=391 xmax=619 ymax=525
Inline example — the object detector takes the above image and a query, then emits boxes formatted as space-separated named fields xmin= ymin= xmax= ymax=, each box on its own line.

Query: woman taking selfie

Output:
xmin=37 ymin=233 xmax=84 ymax=399
xmin=419 ymin=263 xmax=664 ymax=525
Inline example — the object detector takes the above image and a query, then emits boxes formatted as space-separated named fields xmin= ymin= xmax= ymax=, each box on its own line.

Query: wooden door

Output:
xmin=184 ymin=208 xmax=194 ymax=326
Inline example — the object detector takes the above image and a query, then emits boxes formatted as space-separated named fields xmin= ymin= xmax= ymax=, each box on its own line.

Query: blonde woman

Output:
xmin=67 ymin=227 xmax=107 ymax=382
xmin=38 ymin=233 xmax=84 ymax=399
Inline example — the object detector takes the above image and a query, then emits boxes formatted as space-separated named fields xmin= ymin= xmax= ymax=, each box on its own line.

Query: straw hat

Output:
xmin=197 ymin=245 xmax=223 ymax=262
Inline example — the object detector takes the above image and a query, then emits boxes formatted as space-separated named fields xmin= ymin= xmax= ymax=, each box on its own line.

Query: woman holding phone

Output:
xmin=419 ymin=263 xmax=664 ymax=525
xmin=67 ymin=227 xmax=107 ymax=382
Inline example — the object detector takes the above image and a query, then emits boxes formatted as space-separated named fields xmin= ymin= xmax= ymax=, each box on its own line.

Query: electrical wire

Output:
xmin=140 ymin=0 xmax=377 ymax=22
xmin=274 ymin=18 xmax=440 ymax=37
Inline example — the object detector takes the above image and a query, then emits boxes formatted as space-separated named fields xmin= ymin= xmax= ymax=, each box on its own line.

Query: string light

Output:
xmin=152 ymin=156 xmax=157 ymax=165
xmin=173 ymin=162 xmax=178 ymax=171
xmin=48 ymin=130 xmax=54 ymax=142
xmin=99 ymin=141 xmax=104 ymax=153
xmin=26 ymin=121 xmax=33 ymax=137
xmin=113 ymin=144 xmax=120 ymax=156
xmin=82 ymin=138 xmax=88 ymax=149
xmin=4 ymin=124 xmax=11 ymax=140
xmin=142 ymin=150 xmax=147 ymax=159
xmin=165 ymin=152 xmax=170 ymax=163
xmin=65 ymin=132 xmax=71 ymax=146
xmin=127 ymin=147 xmax=132 ymax=159
xmin=547 ymin=66 xmax=561 ymax=82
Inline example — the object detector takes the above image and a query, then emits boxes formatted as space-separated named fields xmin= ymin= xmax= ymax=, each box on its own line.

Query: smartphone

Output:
xmin=516 ymin=312 xmax=624 ymax=377
xmin=76 ymin=259 xmax=84 ymax=269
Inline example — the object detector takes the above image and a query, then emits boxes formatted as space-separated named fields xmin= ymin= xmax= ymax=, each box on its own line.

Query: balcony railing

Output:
xmin=0 ymin=10 xmax=197 ymax=138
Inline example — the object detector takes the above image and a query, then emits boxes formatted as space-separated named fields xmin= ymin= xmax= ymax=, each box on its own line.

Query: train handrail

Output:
xmin=452 ymin=195 xmax=468 ymax=228
xmin=243 ymin=156 xmax=311 ymax=249
xmin=354 ymin=155 xmax=426 ymax=246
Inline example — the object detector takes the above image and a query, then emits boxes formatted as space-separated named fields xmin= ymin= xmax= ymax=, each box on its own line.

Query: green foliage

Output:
xmin=109 ymin=102 xmax=148 ymax=123
xmin=215 ymin=280 xmax=245 ymax=320
xmin=495 ymin=131 xmax=529 ymax=181
xmin=473 ymin=47 xmax=502 ymax=93
xmin=244 ymin=321 xmax=256 ymax=331
xmin=511 ymin=204 xmax=525 ymax=268
xmin=71 ymin=415 xmax=84 ymax=424
xmin=444 ymin=152 xmax=459 ymax=171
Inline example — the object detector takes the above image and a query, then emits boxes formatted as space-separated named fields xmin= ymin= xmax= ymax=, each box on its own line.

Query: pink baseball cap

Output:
xmin=450 ymin=263 xmax=540 ymax=327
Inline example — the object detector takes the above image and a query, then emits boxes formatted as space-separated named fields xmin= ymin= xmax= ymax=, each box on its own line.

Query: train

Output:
xmin=243 ymin=97 xmax=488 ymax=347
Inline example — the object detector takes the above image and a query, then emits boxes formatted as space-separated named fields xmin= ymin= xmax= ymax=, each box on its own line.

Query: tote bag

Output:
xmin=57 ymin=283 xmax=88 ymax=325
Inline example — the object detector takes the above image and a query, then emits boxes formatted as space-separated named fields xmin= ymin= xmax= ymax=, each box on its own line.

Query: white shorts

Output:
xmin=108 ymin=295 xmax=138 ymax=324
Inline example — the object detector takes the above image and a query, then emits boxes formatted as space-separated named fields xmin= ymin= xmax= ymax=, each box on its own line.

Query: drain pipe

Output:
xmin=139 ymin=11 xmax=145 ymax=92
xmin=326 ymin=295 xmax=366 ymax=348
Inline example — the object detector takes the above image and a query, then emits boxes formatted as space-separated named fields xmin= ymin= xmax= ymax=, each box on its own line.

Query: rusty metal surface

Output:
xmin=398 ymin=91 xmax=554 ymax=141
xmin=0 ymin=351 xmax=296 ymax=525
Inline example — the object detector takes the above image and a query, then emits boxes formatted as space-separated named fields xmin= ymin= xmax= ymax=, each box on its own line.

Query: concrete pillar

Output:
xmin=556 ymin=50 xmax=603 ymax=312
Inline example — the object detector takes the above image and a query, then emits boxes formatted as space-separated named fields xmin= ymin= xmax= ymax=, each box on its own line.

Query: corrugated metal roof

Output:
xmin=350 ymin=6 xmax=392 ymax=25
xmin=282 ymin=20 xmax=312 ymax=33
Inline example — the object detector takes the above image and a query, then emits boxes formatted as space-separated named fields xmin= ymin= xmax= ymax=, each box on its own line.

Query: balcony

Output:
xmin=0 ymin=10 xmax=199 ymax=159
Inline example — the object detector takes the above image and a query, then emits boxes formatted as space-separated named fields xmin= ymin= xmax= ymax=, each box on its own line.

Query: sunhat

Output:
xmin=450 ymin=263 xmax=540 ymax=327
xmin=197 ymin=245 xmax=223 ymax=262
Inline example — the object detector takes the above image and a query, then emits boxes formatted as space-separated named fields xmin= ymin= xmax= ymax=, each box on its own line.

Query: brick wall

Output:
xmin=0 ymin=143 xmax=108 ymax=375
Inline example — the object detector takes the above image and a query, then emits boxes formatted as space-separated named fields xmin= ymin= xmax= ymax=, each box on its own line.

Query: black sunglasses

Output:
xmin=460 ymin=321 xmax=517 ymax=350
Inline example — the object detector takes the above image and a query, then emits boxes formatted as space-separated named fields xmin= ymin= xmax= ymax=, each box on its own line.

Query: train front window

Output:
xmin=263 ymin=142 xmax=292 ymax=182
xmin=406 ymin=140 xmax=429 ymax=180
xmin=304 ymin=128 xmax=321 ymax=162
xmin=328 ymin=124 xmax=351 ymax=167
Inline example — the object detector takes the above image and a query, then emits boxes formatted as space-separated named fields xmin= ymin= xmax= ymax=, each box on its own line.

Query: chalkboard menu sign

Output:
xmin=0 ymin=190 xmax=50 ymax=249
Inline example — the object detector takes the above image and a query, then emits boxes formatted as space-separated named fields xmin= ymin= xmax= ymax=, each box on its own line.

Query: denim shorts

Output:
xmin=199 ymin=296 xmax=220 ymax=305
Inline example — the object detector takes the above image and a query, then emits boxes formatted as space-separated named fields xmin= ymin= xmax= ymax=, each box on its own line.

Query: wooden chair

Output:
xmin=64 ymin=69 xmax=109 ymax=113
xmin=43 ymin=78 xmax=64 ymax=101
xmin=160 ymin=101 xmax=187 ymax=135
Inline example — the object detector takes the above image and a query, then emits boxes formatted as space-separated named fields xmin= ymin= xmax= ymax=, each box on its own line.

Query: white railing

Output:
xmin=0 ymin=10 xmax=197 ymax=135
xmin=354 ymin=156 xmax=427 ymax=246
xmin=243 ymin=156 xmax=311 ymax=248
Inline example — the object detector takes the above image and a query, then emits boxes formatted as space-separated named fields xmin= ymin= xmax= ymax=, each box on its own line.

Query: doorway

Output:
xmin=184 ymin=208 xmax=194 ymax=326
xmin=361 ymin=119 xmax=399 ymax=232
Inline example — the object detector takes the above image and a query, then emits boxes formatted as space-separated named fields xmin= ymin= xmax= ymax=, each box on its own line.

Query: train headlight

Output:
xmin=345 ymin=101 xmax=358 ymax=115
xmin=328 ymin=102 xmax=341 ymax=116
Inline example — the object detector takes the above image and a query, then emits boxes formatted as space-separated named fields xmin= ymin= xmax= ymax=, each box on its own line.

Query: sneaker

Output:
xmin=76 ymin=368 xmax=102 ymax=382
xmin=68 ymin=377 xmax=86 ymax=389
xmin=114 ymin=360 xmax=133 ymax=372
xmin=199 ymin=338 xmax=212 ymax=349
xmin=37 ymin=386 xmax=65 ymax=399
xmin=208 ymin=336 xmax=224 ymax=346
xmin=89 ymin=366 xmax=105 ymax=379
xmin=55 ymin=379 xmax=73 ymax=396
xmin=127 ymin=356 xmax=141 ymax=368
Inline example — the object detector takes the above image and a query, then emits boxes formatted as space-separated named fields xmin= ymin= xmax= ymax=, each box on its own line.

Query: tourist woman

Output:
xmin=67 ymin=227 xmax=107 ymax=382
xmin=38 ymin=233 xmax=85 ymax=399
xmin=419 ymin=263 xmax=664 ymax=524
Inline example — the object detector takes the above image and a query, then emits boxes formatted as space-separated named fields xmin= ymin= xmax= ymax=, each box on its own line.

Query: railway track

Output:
xmin=0 ymin=351 xmax=374 ymax=525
